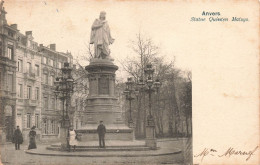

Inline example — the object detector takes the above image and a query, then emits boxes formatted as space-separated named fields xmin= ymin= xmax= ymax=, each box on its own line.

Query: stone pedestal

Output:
xmin=145 ymin=117 xmax=157 ymax=149
xmin=60 ymin=119 xmax=70 ymax=151
xmin=128 ymin=120 xmax=135 ymax=141
xmin=77 ymin=59 xmax=133 ymax=141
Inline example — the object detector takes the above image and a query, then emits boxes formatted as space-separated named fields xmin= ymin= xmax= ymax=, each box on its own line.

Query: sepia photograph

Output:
xmin=0 ymin=0 xmax=193 ymax=165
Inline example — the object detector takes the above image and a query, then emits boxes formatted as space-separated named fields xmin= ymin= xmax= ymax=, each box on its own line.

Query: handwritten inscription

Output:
xmin=194 ymin=146 xmax=259 ymax=162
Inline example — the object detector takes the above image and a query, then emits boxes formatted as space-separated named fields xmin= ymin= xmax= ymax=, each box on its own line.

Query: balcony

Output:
xmin=24 ymin=99 xmax=38 ymax=107
xmin=0 ymin=89 xmax=16 ymax=99
xmin=24 ymin=72 xmax=36 ymax=81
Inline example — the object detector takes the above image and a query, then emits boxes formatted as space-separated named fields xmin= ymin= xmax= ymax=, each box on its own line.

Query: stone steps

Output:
xmin=46 ymin=146 xmax=153 ymax=152
xmin=50 ymin=144 xmax=146 ymax=148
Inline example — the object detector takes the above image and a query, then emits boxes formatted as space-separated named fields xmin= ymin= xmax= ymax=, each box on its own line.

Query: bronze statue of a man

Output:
xmin=90 ymin=11 xmax=114 ymax=59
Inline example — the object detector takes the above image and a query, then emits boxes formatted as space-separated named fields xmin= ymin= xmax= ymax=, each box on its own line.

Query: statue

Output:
xmin=90 ymin=11 xmax=114 ymax=59
xmin=0 ymin=1 xmax=4 ymax=14
xmin=0 ymin=1 xmax=4 ymax=11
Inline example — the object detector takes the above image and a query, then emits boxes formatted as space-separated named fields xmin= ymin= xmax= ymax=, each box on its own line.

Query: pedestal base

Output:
xmin=145 ymin=125 xmax=157 ymax=149
xmin=84 ymin=59 xmax=133 ymax=141
xmin=60 ymin=127 xmax=69 ymax=151
xmin=77 ymin=125 xmax=134 ymax=141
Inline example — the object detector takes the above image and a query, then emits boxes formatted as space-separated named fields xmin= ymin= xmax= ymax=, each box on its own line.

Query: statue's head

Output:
xmin=99 ymin=11 xmax=106 ymax=20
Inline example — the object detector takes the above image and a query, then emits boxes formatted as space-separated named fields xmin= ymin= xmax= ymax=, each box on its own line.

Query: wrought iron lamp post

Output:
xmin=54 ymin=62 xmax=74 ymax=151
xmin=154 ymin=79 xmax=162 ymax=116
xmin=143 ymin=63 xmax=161 ymax=149
xmin=123 ymin=77 xmax=135 ymax=128
xmin=123 ymin=64 xmax=161 ymax=148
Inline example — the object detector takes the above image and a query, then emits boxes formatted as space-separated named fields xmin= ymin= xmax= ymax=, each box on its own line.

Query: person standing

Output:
xmin=69 ymin=128 xmax=78 ymax=152
xmin=97 ymin=121 xmax=106 ymax=148
xmin=13 ymin=126 xmax=23 ymax=150
xmin=28 ymin=126 xmax=37 ymax=150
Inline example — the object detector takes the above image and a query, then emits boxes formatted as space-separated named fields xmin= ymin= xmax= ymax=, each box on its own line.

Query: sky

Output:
xmin=4 ymin=0 xmax=192 ymax=79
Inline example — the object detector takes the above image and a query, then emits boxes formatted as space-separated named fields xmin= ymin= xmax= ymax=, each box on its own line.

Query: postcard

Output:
xmin=0 ymin=0 xmax=259 ymax=165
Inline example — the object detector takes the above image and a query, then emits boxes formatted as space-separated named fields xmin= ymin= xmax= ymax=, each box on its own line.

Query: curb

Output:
xmin=25 ymin=149 xmax=182 ymax=157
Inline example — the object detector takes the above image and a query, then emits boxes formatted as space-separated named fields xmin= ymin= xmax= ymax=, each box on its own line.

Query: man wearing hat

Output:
xmin=97 ymin=121 xmax=106 ymax=148
xmin=13 ymin=126 xmax=23 ymax=150
xmin=28 ymin=126 xmax=37 ymax=150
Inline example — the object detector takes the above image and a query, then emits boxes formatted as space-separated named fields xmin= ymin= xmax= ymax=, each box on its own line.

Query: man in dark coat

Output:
xmin=13 ymin=126 xmax=23 ymax=150
xmin=97 ymin=121 xmax=106 ymax=148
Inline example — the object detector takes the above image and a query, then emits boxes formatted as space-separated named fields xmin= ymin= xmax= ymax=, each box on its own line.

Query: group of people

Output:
xmin=13 ymin=125 xmax=37 ymax=150
xmin=69 ymin=120 xmax=106 ymax=151
xmin=12 ymin=121 xmax=107 ymax=151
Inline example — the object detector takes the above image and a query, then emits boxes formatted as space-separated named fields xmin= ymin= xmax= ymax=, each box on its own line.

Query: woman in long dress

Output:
xmin=69 ymin=128 xmax=78 ymax=152
xmin=28 ymin=126 xmax=37 ymax=150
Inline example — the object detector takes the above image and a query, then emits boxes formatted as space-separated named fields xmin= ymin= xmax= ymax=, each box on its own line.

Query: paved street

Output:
xmin=0 ymin=138 xmax=187 ymax=165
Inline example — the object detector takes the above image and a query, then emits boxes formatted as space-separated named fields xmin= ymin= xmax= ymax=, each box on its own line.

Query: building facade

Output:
xmin=0 ymin=4 xmax=18 ymax=143
xmin=15 ymin=31 xmax=43 ymax=141
xmin=39 ymin=44 xmax=73 ymax=141
xmin=71 ymin=67 xmax=89 ymax=130
xmin=0 ymin=1 xmax=94 ymax=143
xmin=0 ymin=1 xmax=76 ymax=142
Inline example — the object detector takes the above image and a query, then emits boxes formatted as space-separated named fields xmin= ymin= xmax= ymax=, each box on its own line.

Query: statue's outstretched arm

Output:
xmin=91 ymin=19 xmax=103 ymax=30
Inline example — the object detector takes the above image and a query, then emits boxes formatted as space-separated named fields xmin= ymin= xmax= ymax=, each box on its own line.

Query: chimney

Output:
xmin=50 ymin=44 xmax=56 ymax=51
xmin=39 ymin=44 xmax=43 ymax=47
xmin=25 ymin=31 xmax=32 ymax=36
xmin=11 ymin=24 xmax=17 ymax=29
xmin=73 ymin=64 xmax=76 ymax=70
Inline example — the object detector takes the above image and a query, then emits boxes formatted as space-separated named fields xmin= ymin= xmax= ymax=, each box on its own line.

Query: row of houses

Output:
xmin=0 ymin=3 xmax=88 ymax=143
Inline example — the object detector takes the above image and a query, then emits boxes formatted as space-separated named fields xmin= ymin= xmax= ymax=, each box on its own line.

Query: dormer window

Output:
xmin=8 ymin=31 xmax=14 ymax=37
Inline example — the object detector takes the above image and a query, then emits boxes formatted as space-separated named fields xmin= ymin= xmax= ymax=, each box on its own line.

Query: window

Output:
xmin=51 ymin=98 xmax=55 ymax=109
xmin=51 ymin=120 xmax=55 ymax=134
xmin=43 ymin=120 xmax=47 ymax=134
xmin=43 ymin=73 xmax=48 ymax=84
xmin=59 ymin=100 xmax=63 ymax=110
xmin=76 ymin=119 xmax=78 ymax=129
xmin=0 ymin=73 xmax=1 ymax=89
xmin=50 ymin=76 xmax=54 ymax=86
xmin=27 ymin=113 xmax=31 ymax=128
xmin=17 ymin=114 xmax=22 ymax=129
xmin=0 ymin=41 xmax=2 ymax=56
xmin=35 ymin=87 xmax=39 ymax=100
xmin=44 ymin=97 xmax=48 ymax=109
xmin=7 ymin=74 xmax=13 ymax=92
xmin=17 ymin=84 xmax=23 ymax=98
xmin=80 ymin=99 xmax=84 ymax=111
xmin=43 ymin=57 xmax=47 ymax=64
xmin=26 ymin=86 xmax=31 ymax=99
xmin=47 ymin=120 xmax=49 ymax=134
xmin=8 ymin=31 xmax=14 ymax=37
xmin=35 ymin=114 xmax=39 ymax=128
xmin=17 ymin=59 xmax=23 ymax=72
xmin=26 ymin=62 xmax=31 ymax=73
xmin=49 ymin=59 xmax=53 ymax=66
xmin=75 ymin=99 xmax=78 ymax=111
xmin=58 ymin=62 xmax=61 ymax=69
xmin=7 ymin=46 xmax=13 ymax=60
xmin=35 ymin=65 xmax=39 ymax=76
xmin=81 ymin=121 xmax=83 ymax=127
